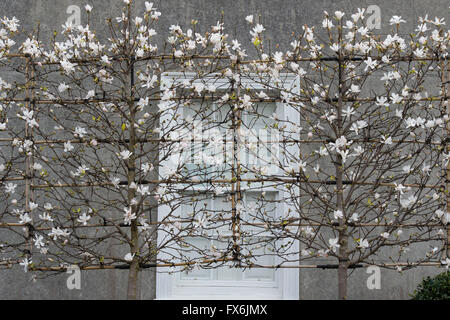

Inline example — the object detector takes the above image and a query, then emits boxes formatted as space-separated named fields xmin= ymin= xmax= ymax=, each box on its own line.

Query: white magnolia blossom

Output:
xmin=19 ymin=258 xmax=32 ymax=273
xmin=74 ymin=126 xmax=87 ymax=138
xmin=124 ymin=253 xmax=135 ymax=262
xmin=381 ymin=135 xmax=392 ymax=145
xmin=350 ymin=120 xmax=367 ymax=135
xmin=375 ymin=96 xmax=389 ymax=107
xmin=29 ymin=202 xmax=38 ymax=211
xmin=123 ymin=207 xmax=137 ymax=225
xmin=394 ymin=183 xmax=406 ymax=195
xmin=48 ymin=227 xmax=70 ymax=240
xmin=349 ymin=213 xmax=359 ymax=222
xmin=119 ymin=150 xmax=133 ymax=160
xmin=334 ymin=11 xmax=345 ymax=20
xmin=64 ymin=141 xmax=74 ymax=152
xmin=400 ymin=194 xmax=418 ymax=209
xmin=60 ymin=59 xmax=77 ymax=73
xmin=380 ymin=232 xmax=390 ymax=239
xmin=5 ymin=182 xmax=17 ymax=194
xmin=77 ymin=212 xmax=92 ymax=226
xmin=389 ymin=16 xmax=406 ymax=25
xmin=329 ymin=237 xmax=340 ymax=252
xmin=18 ymin=212 xmax=32 ymax=224
xmin=39 ymin=212 xmax=53 ymax=222
xmin=34 ymin=235 xmax=45 ymax=249
xmin=364 ymin=57 xmax=378 ymax=71
xmin=43 ymin=203 xmax=54 ymax=211
xmin=333 ymin=210 xmax=344 ymax=220
xmin=358 ymin=238 xmax=369 ymax=249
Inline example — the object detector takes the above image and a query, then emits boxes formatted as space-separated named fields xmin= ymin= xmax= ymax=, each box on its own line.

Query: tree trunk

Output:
xmin=126 ymin=98 xmax=140 ymax=300
xmin=125 ymin=28 xmax=139 ymax=298
xmin=338 ymin=258 xmax=348 ymax=300
xmin=336 ymin=18 xmax=349 ymax=300
xmin=127 ymin=229 xmax=140 ymax=299
xmin=126 ymin=86 xmax=139 ymax=300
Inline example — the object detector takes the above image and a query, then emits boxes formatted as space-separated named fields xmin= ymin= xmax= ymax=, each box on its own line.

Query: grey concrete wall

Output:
xmin=0 ymin=0 xmax=448 ymax=300
xmin=299 ymin=265 xmax=443 ymax=300
xmin=3 ymin=0 xmax=450 ymax=52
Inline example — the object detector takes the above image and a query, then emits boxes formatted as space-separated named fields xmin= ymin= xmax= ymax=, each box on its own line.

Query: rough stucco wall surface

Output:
xmin=0 ymin=0 xmax=448 ymax=299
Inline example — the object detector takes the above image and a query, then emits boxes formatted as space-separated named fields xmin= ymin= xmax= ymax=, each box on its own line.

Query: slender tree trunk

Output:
xmin=336 ymin=18 xmax=349 ymax=300
xmin=127 ymin=225 xmax=140 ymax=299
xmin=126 ymin=42 xmax=139 ymax=299
xmin=126 ymin=80 xmax=139 ymax=299
xmin=338 ymin=257 xmax=348 ymax=300
xmin=126 ymin=77 xmax=140 ymax=299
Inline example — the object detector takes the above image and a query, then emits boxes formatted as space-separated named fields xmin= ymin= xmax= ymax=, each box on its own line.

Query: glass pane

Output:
xmin=244 ymin=102 xmax=276 ymax=167
xmin=182 ymin=102 xmax=232 ymax=180
xmin=243 ymin=241 xmax=276 ymax=281
xmin=214 ymin=239 xmax=243 ymax=281
xmin=179 ymin=237 xmax=212 ymax=280
xmin=216 ymin=264 xmax=244 ymax=281
xmin=212 ymin=196 xmax=233 ymax=236
xmin=242 ymin=192 xmax=276 ymax=234
xmin=180 ymin=196 xmax=209 ymax=220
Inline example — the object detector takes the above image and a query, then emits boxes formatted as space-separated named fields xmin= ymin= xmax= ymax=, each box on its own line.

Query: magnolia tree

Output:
xmin=0 ymin=1 xmax=448 ymax=300
xmin=239 ymin=10 xmax=449 ymax=299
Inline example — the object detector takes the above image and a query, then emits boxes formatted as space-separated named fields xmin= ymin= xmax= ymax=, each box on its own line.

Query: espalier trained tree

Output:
xmin=0 ymin=0 xmax=448 ymax=300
